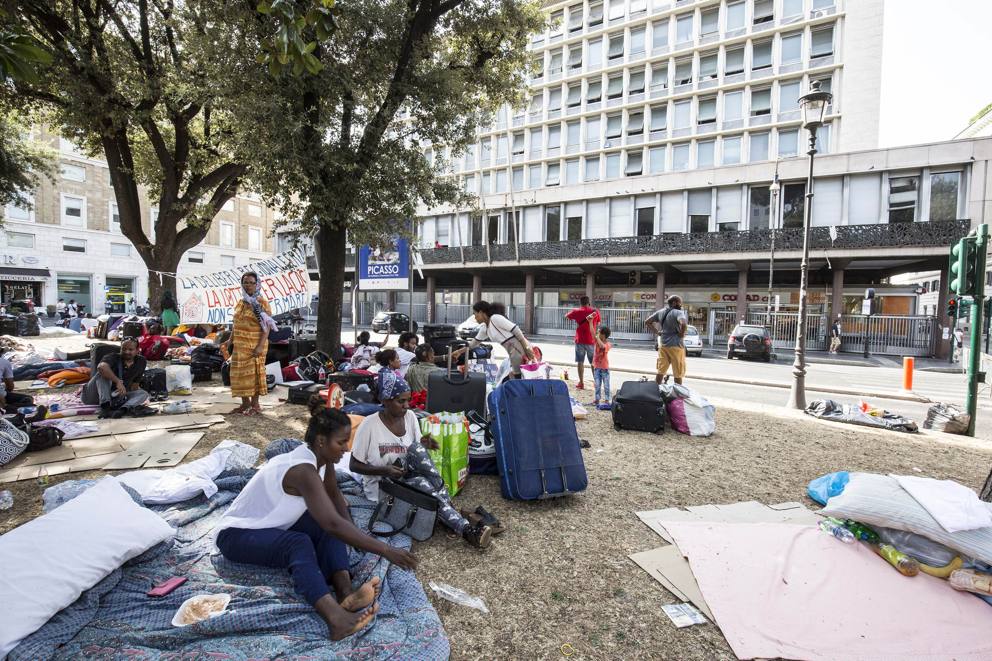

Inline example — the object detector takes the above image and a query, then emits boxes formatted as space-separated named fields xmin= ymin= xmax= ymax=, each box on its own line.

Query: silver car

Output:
xmin=683 ymin=324 xmax=703 ymax=357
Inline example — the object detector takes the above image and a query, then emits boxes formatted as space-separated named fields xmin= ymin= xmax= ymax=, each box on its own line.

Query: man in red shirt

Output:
xmin=564 ymin=296 xmax=601 ymax=390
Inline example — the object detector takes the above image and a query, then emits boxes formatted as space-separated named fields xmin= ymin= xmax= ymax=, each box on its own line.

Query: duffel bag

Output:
xmin=141 ymin=367 xmax=168 ymax=395
xmin=26 ymin=425 xmax=65 ymax=452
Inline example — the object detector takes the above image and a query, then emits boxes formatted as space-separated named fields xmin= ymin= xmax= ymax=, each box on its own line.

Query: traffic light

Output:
xmin=948 ymin=297 xmax=958 ymax=318
xmin=950 ymin=238 xmax=978 ymax=295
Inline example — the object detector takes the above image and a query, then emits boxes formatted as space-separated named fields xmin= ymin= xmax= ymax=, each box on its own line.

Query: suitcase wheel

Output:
xmin=614 ymin=423 xmax=621 ymax=431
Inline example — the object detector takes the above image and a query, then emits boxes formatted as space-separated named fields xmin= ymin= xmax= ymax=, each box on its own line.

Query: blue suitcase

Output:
xmin=488 ymin=379 xmax=588 ymax=500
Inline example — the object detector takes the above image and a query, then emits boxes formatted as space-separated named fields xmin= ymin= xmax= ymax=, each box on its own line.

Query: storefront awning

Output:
xmin=0 ymin=267 xmax=52 ymax=282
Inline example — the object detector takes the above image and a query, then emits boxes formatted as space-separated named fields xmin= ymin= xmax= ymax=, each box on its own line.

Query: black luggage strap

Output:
xmin=367 ymin=497 xmax=419 ymax=538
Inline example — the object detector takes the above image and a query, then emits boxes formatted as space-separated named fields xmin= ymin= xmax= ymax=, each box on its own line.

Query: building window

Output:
xmin=588 ymin=38 xmax=603 ymax=69
xmin=650 ymin=64 xmax=668 ymax=92
xmin=749 ymin=132 xmax=769 ymax=162
xmin=630 ymin=27 xmax=646 ymax=57
xmin=529 ymin=127 xmax=543 ymax=157
xmin=700 ymin=9 xmax=718 ymax=39
xmin=697 ymin=140 xmax=715 ymax=167
xmin=608 ymin=32 xmax=624 ymax=61
xmin=689 ymin=190 xmax=711 ymax=233
xmin=59 ymin=137 xmax=85 ymax=156
xmin=584 ymin=156 xmax=600 ymax=182
xmin=495 ymin=170 xmax=508 ymax=193
xmin=673 ymin=100 xmax=691 ymax=130
xmin=587 ymin=80 xmax=603 ymax=104
xmin=697 ymin=97 xmax=717 ymax=125
xmin=565 ymin=158 xmax=580 ymax=184
xmin=548 ymin=125 xmax=562 ymax=155
xmin=588 ymin=2 xmax=603 ymax=28
xmin=511 ymin=132 xmax=525 ymax=157
xmin=673 ymin=143 xmax=690 ymax=170
xmin=636 ymin=206 xmax=654 ymax=236
xmin=110 ymin=243 xmax=130 ymax=257
xmin=625 ymin=151 xmax=643 ymax=176
xmin=652 ymin=20 xmax=669 ymax=51
xmin=566 ymin=84 xmax=581 ymax=108
xmin=783 ymin=0 xmax=803 ymax=17
xmin=724 ymin=91 xmax=743 ymax=124
xmin=586 ymin=116 xmax=601 ymax=149
xmin=108 ymin=202 xmax=121 ymax=233
xmin=496 ymin=135 xmax=509 ymax=162
xmin=546 ymin=163 xmax=561 ymax=186
xmin=607 ymin=74 xmax=624 ymax=99
xmin=436 ymin=217 xmax=450 ymax=246
xmin=675 ymin=14 xmax=693 ymax=45
xmin=724 ymin=47 xmax=745 ymax=76
xmin=675 ymin=59 xmax=693 ymax=86
xmin=217 ymin=222 xmax=233 ymax=248
xmin=751 ymin=40 xmax=772 ymax=72
xmin=61 ymin=194 xmax=86 ymax=227
xmin=566 ymin=121 xmax=581 ymax=150
xmin=930 ymin=172 xmax=960 ymax=221
xmin=4 ymin=194 xmax=32 ymax=222
xmin=187 ymin=251 xmax=205 ymax=264
xmin=481 ymin=172 xmax=491 ymax=194
xmin=779 ymin=80 xmax=801 ymax=113
xmin=247 ymin=204 xmax=262 ymax=218
xmin=811 ymin=26 xmax=834 ymax=58
xmin=782 ymin=182 xmax=806 ymax=228
xmin=7 ymin=232 xmax=34 ymax=248
xmin=627 ymin=111 xmax=644 ymax=136
xmin=629 ymin=70 xmax=645 ymax=95
xmin=781 ymin=32 xmax=802 ymax=64
xmin=567 ymin=47 xmax=583 ymax=73
xmin=545 ymin=206 xmax=561 ymax=241
xmin=650 ymin=105 xmax=667 ymax=135
xmin=549 ymin=50 xmax=563 ymax=75
xmin=61 ymin=164 xmax=86 ymax=182
xmin=221 ymin=255 xmax=236 ymax=268
xmin=605 ymin=152 xmax=621 ymax=179
xmin=649 ymin=146 xmax=666 ymax=174
xmin=753 ymin=0 xmax=774 ymax=25
xmin=512 ymin=167 xmax=524 ymax=191
xmin=630 ymin=0 xmax=646 ymax=15
xmin=749 ymin=186 xmax=771 ymax=230
xmin=699 ymin=52 xmax=718 ymax=82
xmin=548 ymin=88 xmax=562 ymax=115
xmin=222 ymin=199 xmax=235 ymax=212
xmin=605 ymin=113 xmax=623 ymax=141
xmin=722 ymin=136 xmax=742 ymax=165
xmin=567 ymin=5 xmax=582 ymax=33
xmin=528 ymin=164 xmax=542 ymax=188
xmin=726 ymin=2 xmax=746 ymax=33
xmin=248 ymin=227 xmax=262 ymax=251
xmin=778 ymin=129 xmax=799 ymax=157
xmin=608 ymin=0 xmax=625 ymax=23
xmin=566 ymin=214 xmax=583 ymax=241
xmin=63 ymin=237 xmax=86 ymax=253
xmin=750 ymin=88 xmax=771 ymax=116
xmin=888 ymin=175 xmax=919 ymax=223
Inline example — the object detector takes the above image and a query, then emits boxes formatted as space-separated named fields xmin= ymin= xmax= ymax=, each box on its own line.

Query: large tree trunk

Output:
xmin=144 ymin=252 xmax=182 ymax=315
xmin=316 ymin=223 xmax=347 ymax=355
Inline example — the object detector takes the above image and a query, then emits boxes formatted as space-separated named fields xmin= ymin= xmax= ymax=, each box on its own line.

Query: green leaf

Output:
xmin=276 ymin=50 xmax=289 ymax=65
xmin=268 ymin=58 xmax=280 ymax=76
xmin=302 ymin=41 xmax=316 ymax=54
xmin=256 ymin=0 xmax=272 ymax=14
xmin=292 ymin=58 xmax=304 ymax=76
xmin=255 ymin=51 xmax=269 ymax=64
xmin=303 ymin=52 xmax=322 ymax=74
xmin=321 ymin=0 xmax=335 ymax=8
xmin=315 ymin=23 xmax=329 ymax=40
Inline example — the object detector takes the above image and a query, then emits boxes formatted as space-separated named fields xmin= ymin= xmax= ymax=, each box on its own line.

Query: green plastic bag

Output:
xmin=419 ymin=413 xmax=469 ymax=496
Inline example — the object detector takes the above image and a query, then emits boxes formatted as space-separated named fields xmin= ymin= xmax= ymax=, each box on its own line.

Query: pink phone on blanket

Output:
xmin=147 ymin=576 xmax=187 ymax=597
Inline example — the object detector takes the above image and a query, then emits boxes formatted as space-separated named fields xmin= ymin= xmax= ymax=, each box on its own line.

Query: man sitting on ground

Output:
xmin=0 ymin=355 xmax=33 ymax=413
xmin=395 ymin=332 xmax=419 ymax=377
xmin=405 ymin=344 xmax=442 ymax=392
xmin=80 ymin=338 xmax=153 ymax=417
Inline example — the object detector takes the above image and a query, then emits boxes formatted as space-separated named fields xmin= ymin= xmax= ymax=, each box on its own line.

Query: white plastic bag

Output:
xmin=520 ymin=362 xmax=555 ymax=380
xmin=569 ymin=397 xmax=588 ymax=420
xmin=666 ymin=385 xmax=716 ymax=436
xmin=165 ymin=364 xmax=193 ymax=395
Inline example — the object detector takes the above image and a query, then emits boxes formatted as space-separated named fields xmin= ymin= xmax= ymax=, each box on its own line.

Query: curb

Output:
xmin=546 ymin=360 xmax=932 ymax=404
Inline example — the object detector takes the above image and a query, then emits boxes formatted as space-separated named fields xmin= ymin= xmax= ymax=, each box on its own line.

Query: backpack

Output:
xmin=291 ymin=351 xmax=331 ymax=382
xmin=141 ymin=367 xmax=168 ymax=395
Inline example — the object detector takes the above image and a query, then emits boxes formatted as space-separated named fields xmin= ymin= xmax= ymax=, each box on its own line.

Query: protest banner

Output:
xmin=178 ymin=248 xmax=310 ymax=324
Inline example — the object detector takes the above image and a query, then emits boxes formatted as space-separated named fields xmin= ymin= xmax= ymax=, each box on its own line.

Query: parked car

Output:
xmin=371 ymin=311 xmax=418 ymax=334
xmin=457 ymin=314 xmax=482 ymax=340
xmin=684 ymin=324 xmax=703 ymax=357
xmin=727 ymin=324 xmax=773 ymax=361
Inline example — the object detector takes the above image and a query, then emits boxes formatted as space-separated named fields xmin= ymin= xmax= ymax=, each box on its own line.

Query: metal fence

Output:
xmin=837 ymin=314 xmax=936 ymax=357
xmin=745 ymin=310 xmax=827 ymax=351
xmin=535 ymin=306 xmax=654 ymax=341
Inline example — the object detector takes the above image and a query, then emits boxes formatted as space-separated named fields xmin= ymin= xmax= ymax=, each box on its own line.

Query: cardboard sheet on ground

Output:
xmin=632 ymin=501 xmax=819 ymax=619
xmin=665 ymin=521 xmax=992 ymax=661
xmin=101 ymin=431 xmax=204 ymax=469
xmin=67 ymin=414 xmax=223 ymax=439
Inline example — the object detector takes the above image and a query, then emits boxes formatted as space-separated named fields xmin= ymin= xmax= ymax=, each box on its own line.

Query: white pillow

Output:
xmin=0 ymin=477 xmax=175 ymax=657
xmin=821 ymin=472 xmax=992 ymax=565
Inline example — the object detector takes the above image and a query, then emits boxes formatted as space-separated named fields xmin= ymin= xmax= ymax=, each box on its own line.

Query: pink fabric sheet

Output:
xmin=664 ymin=521 xmax=992 ymax=661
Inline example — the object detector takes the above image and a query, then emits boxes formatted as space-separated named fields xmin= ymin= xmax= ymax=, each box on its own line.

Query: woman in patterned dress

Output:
xmin=229 ymin=272 xmax=276 ymax=416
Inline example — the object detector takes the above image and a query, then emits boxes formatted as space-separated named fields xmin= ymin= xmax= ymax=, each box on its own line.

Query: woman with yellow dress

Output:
xmin=229 ymin=272 xmax=276 ymax=416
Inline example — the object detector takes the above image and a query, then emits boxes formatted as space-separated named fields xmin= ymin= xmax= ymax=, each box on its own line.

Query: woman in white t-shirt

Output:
xmin=350 ymin=370 xmax=493 ymax=549
xmin=215 ymin=406 xmax=418 ymax=640
xmin=453 ymin=300 xmax=535 ymax=378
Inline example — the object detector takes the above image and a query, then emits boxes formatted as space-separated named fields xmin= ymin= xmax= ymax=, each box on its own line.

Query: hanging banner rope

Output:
xmin=177 ymin=248 xmax=310 ymax=324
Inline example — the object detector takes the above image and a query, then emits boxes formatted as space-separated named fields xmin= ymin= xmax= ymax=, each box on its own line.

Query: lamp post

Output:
xmin=766 ymin=170 xmax=780 ymax=327
xmin=787 ymin=80 xmax=833 ymax=410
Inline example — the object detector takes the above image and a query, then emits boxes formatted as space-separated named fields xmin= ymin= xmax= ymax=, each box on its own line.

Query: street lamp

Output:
xmin=766 ymin=170 xmax=780 ymax=327
xmin=787 ymin=80 xmax=833 ymax=410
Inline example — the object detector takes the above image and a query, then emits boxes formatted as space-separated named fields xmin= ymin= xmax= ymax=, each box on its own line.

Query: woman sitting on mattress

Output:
xmin=214 ymin=406 xmax=418 ymax=640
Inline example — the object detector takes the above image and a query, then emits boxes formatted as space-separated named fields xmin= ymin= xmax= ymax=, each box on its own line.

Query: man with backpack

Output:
xmin=645 ymin=295 xmax=688 ymax=385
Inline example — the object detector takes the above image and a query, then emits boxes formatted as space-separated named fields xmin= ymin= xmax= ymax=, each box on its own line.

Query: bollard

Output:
xmin=903 ymin=356 xmax=914 ymax=391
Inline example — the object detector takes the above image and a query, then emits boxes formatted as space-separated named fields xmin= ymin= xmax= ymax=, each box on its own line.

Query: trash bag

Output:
xmin=805 ymin=399 xmax=918 ymax=433
xmin=665 ymin=385 xmax=716 ymax=436
xmin=924 ymin=403 xmax=970 ymax=434
xmin=165 ymin=364 xmax=193 ymax=395
xmin=807 ymin=471 xmax=850 ymax=505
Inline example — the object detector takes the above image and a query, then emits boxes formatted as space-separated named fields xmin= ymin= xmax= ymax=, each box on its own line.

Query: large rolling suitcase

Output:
xmin=488 ymin=379 xmax=588 ymax=500
xmin=423 ymin=323 xmax=456 ymax=344
xmin=0 ymin=316 xmax=18 ymax=337
xmin=612 ymin=380 xmax=666 ymax=434
xmin=426 ymin=353 xmax=486 ymax=415
xmin=289 ymin=335 xmax=317 ymax=360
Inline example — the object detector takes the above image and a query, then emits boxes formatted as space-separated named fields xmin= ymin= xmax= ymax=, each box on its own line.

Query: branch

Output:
xmin=96 ymin=0 xmax=146 ymax=64
xmin=139 ymin=118 xmax=179 ymax=203
xmin=432 ymin=0 xmax=467 ymax=19
xmin=180 ymin=163 xmax=248 ymax=210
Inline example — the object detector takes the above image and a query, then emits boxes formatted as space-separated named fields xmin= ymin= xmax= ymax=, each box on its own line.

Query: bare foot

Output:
xmin=340 ymin=577 xmax=381 ymax=612
xmin=227 ymin=406 xmax=247 ymax=415
xmin=329 ymin=603 xmax=378 ymax=640
xmin=251 ymin=405 xmax=264 ymax=416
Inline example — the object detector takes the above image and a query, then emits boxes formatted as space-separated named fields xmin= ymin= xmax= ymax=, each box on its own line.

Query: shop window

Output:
xmin=888 ymin=175 xmax=918 ymax=223
xmin=63 ymin=237 xmax=86 ymax=253
xmin=929 ymin=172 xmax=960 ymax=221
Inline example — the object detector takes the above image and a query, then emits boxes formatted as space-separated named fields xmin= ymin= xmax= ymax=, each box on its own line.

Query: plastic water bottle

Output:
xmin=949 ymin=569 xmax=992 ymax=596
xmin=818 ymin=518 xmax=855 ymax=543
xmin=37 ymin=465 xmax=49 ymax=487
xmin=873 ymin=543 xmax=920 ymax=576
xmin=0 ymin=490 xmax=12 ymax=510
xmin=838 ymin=519 xmax=880 ymax=544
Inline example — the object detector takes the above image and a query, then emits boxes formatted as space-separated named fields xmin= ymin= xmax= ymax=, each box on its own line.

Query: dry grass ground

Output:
xmin=3 ymin=375 xmax=992 ymax=660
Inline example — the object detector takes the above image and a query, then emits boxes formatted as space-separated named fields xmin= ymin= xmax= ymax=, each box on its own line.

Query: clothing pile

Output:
xmin=805 ymin=399 xmax=918 ymax=433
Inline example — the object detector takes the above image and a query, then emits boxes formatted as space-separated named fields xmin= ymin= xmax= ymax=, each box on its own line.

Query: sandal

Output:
xmin=228 ymin=406 xmax=248 ymax=415
xmin=241 ymin=408 xmax=258 ymax=417
xmin=460 ymin=507 xmax=506 ymax=535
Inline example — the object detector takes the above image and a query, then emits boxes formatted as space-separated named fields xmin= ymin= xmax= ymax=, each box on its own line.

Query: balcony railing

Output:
xmin=415 ymin=220 xmax=969 ymax=266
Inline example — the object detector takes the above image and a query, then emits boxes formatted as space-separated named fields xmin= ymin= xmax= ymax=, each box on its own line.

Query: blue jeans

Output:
xmin=593 ymin=368 xmax=611 ymax=401
xmin=216 ymin=511 xmax=349 ymax=606
xmin=574 ymin=343 xmax=594 ymax=364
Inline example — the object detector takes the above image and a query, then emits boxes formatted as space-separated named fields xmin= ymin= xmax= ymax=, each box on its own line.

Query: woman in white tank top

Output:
xmin=215 ymin=404 xmax=418 ymax=640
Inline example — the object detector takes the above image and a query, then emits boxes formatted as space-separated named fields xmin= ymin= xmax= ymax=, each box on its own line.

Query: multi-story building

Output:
xmin=0 ymin=127 xmax=276 ymax=314
xmin=333 ymin=0 xmax=990 ymax=357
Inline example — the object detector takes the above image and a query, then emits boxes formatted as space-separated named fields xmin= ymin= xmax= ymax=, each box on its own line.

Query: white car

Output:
xmin=683 ymin=324 xmax=703 ymax=357
xmin=457 ymin=314 xmax=482 ymax=340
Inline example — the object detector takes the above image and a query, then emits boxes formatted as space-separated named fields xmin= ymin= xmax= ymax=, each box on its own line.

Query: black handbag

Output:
xmin=26 ymin=425 xmax=65 ymax=452
xmin=366 ymin=479 xmax=438 ymax=541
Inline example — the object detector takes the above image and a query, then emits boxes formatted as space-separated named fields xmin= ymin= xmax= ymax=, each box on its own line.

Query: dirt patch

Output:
xmin=3 ymin=383 xmax=992 ymax=660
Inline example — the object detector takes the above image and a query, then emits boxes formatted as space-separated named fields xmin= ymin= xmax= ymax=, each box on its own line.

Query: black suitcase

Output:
xmin=90 ymin=342 xmax=119 ymax=368
xmin=17 ymin=313 xmax=40 ymax=337
xmin=289 ymin=383 xmax=324 ymax=405
xmin=612 ymin=381 xmax=666 ymax=434
xmin=0 ymin=316 xmax=17 ymax=336
xmin=426 ymin=353 xmax=486 ymax=415
xmin=423 ymin=323 xmax=456 ymax=343
xmin=327 ymin=372 xmax=376 ymax=393
xmin=122 ymin=321 xmax=145 ymax=340
xmin=191 ymin=362 xmax=213 ymax=382
xmin=221 ymin=361 xmax=231 ymax=386
xmin=141 ymin=367 xmax=167 ymax=395
xmin=289 ymin=335 xmax=317 ymax=360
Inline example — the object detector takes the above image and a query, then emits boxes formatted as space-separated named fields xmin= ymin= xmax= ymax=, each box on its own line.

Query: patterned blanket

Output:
xmin=10 ymin=473 xmax=449 ymax=660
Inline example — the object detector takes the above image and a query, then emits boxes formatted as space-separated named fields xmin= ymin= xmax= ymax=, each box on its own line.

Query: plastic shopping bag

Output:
xmin=165 ymin=365 xmax=193 ymax=396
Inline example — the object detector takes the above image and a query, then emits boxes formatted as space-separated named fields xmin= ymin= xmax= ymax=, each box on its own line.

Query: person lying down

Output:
xmin=213 ymin=403 xmax=418 ymax=639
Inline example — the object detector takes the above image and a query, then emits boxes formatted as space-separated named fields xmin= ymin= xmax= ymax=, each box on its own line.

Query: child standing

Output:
xmin=590 ymin=320 xmax=612 ymax=406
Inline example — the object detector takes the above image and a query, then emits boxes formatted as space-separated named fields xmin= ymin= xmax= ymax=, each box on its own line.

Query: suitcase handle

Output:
xmin=445 ymin=346 xmax=469 ymax=384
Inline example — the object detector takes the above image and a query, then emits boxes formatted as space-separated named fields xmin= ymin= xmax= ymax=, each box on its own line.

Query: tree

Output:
xmin=7 ymin=1 xmax=247 ymax=310
xmin=208 ymin=0 xmax=542 ymax=353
